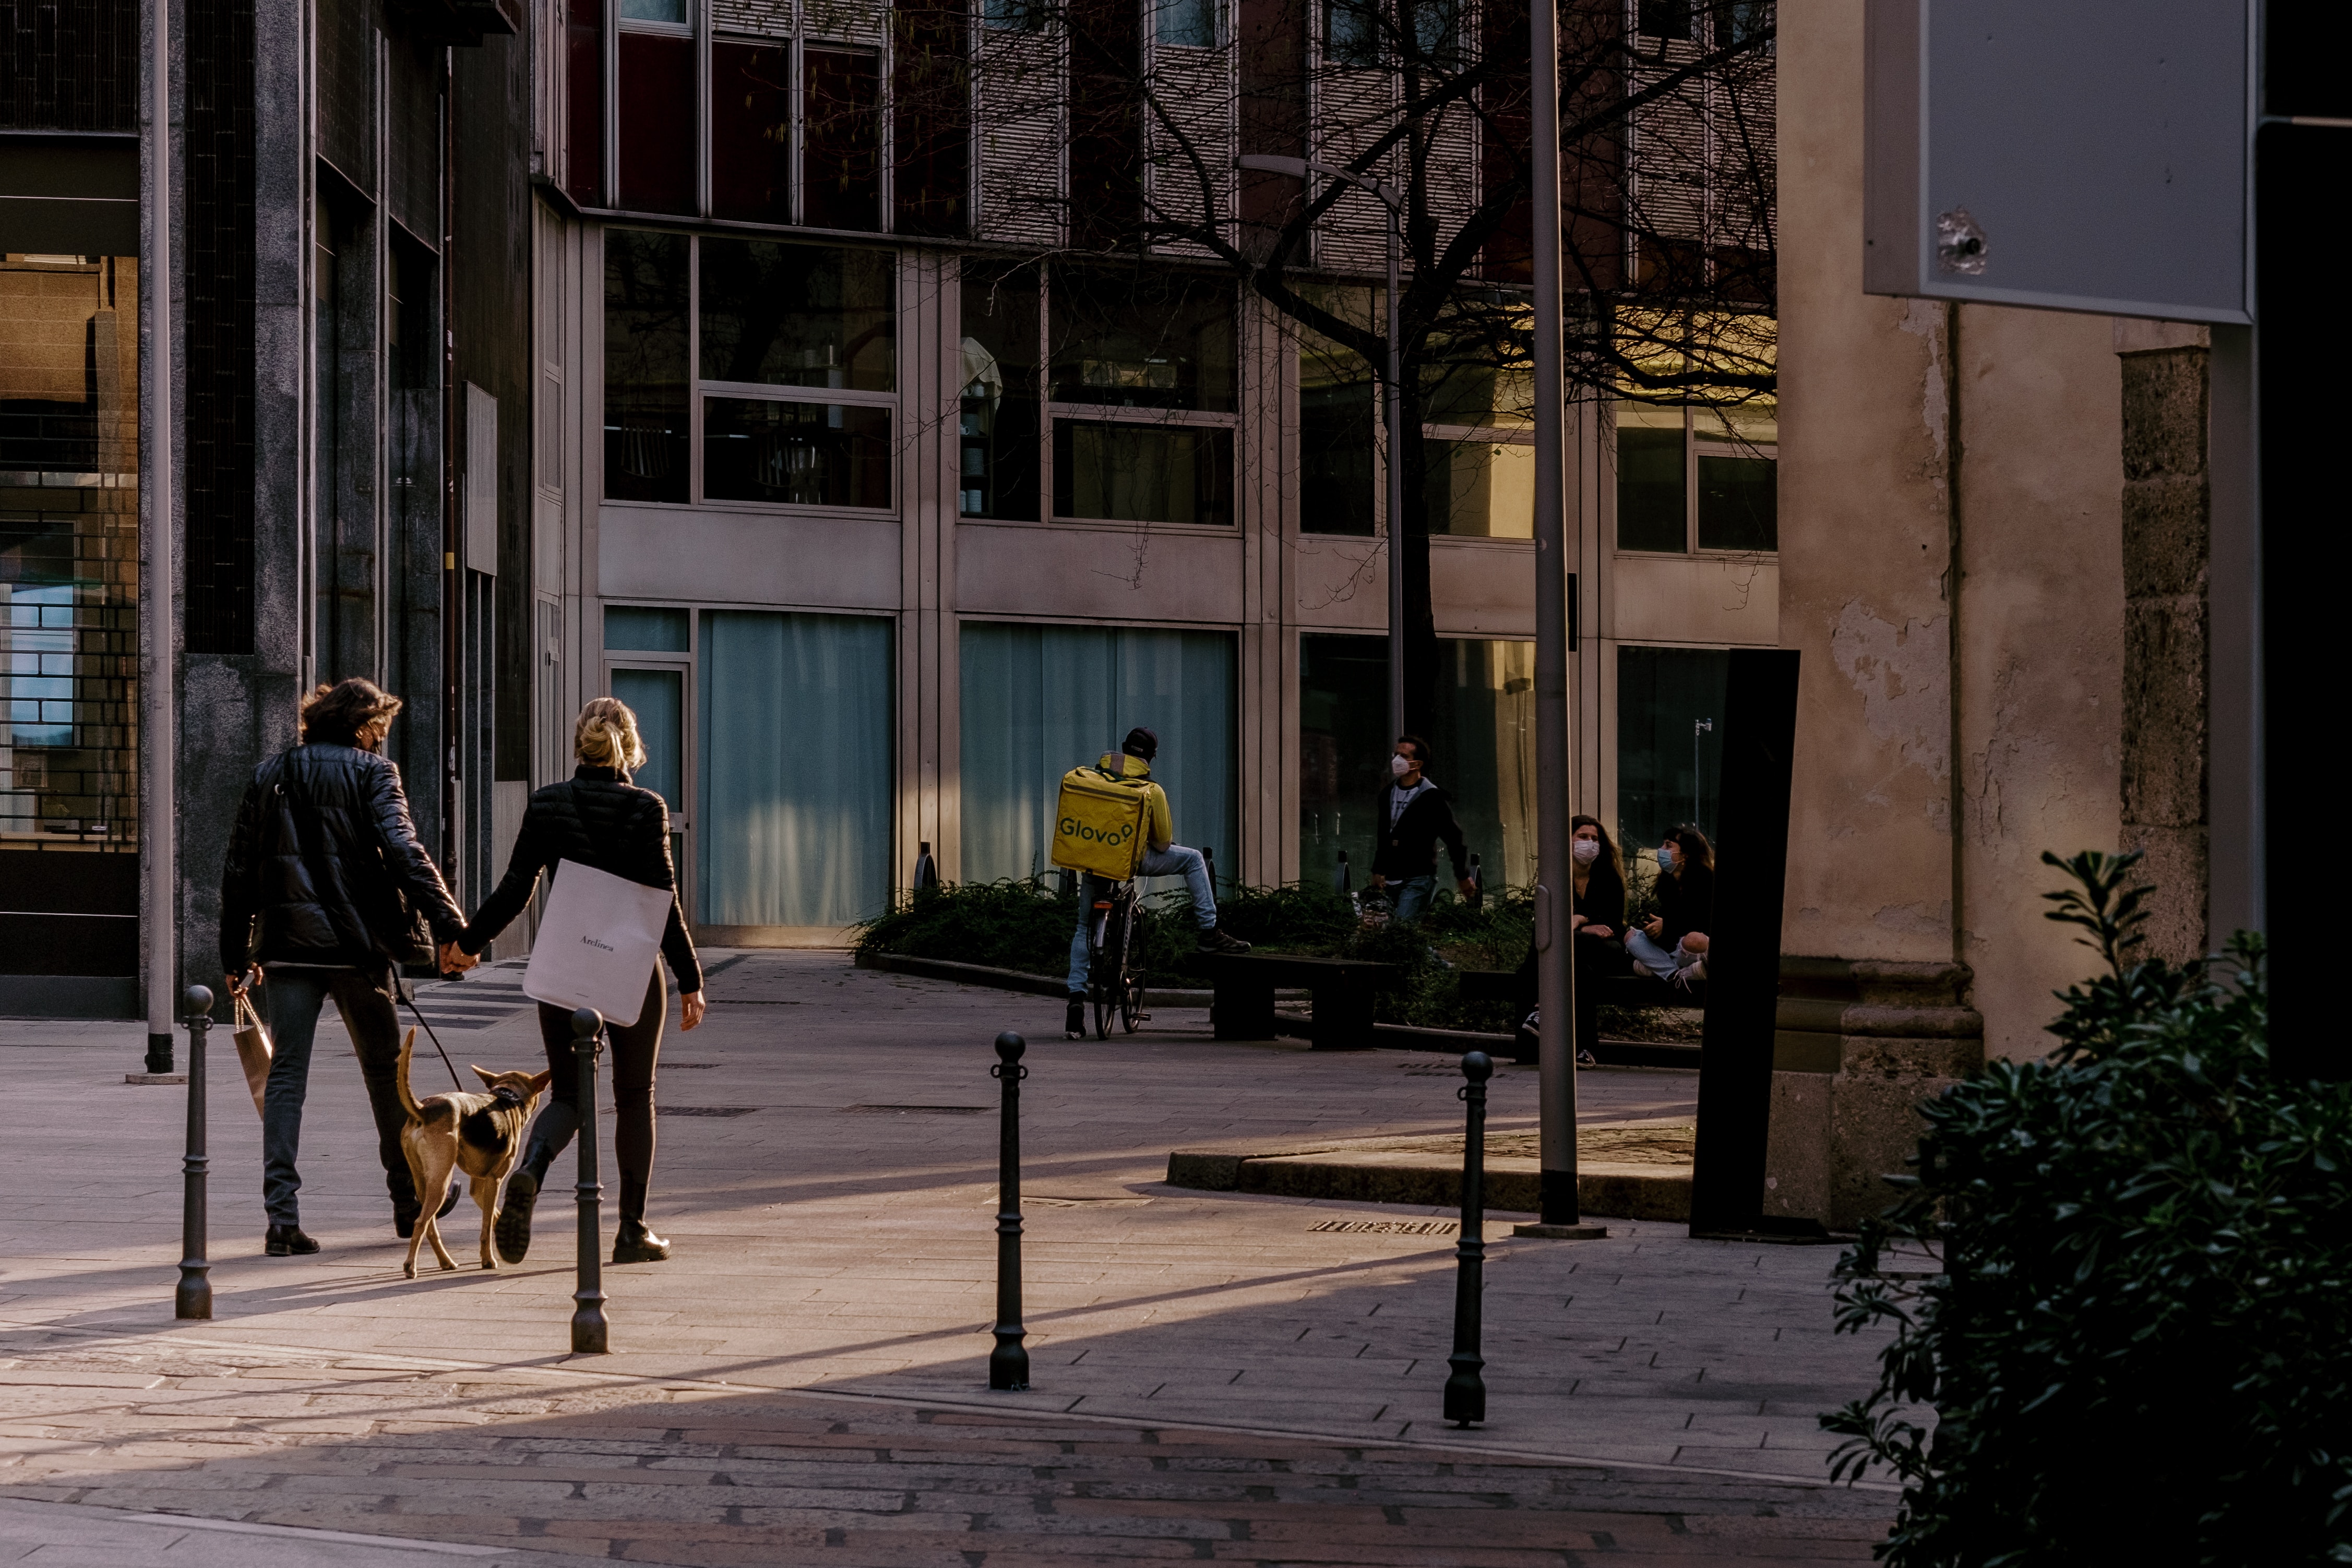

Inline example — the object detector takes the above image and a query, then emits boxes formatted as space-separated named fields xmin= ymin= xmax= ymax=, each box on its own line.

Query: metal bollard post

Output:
xmin=1443 ymin=1049 xmax=1491 ymax=1427
xmin=569 ymin=1007 xmax=610 ymax=1355
xmin=988 ymin=1032 xmax=1030 ymax=1391
xmin=175 ymin=986 xmax=215 ymax=1320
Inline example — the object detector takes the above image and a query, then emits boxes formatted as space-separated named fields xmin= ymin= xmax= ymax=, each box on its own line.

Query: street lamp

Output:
xmin=1236 ymin=153 xmax=1407 ymax=745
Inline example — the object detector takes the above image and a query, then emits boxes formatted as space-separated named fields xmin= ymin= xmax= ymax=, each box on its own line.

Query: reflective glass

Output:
xmin=703 ymin=397 xmax=893 ymax=508
xmin=699 ymin=238 xmax=896 ymax=392
xmin=1049 ymin=266 xmax=1236 ymax=413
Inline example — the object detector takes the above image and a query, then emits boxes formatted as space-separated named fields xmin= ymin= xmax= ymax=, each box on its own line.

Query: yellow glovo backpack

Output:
xmin=1050 ymin=765 xmax=1151 ymax=881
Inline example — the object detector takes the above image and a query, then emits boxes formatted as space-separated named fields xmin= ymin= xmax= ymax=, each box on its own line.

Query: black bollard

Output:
xmin=175 ymin=986 xmax=214 ymax=1320
xmin=1443 ymin=1050 xmax=1492 ymax=1427
xmin=988 ymin=1032 xmax=1030 ymax=1391
xmin=569 ymin=1007 xmax=610 ymax=1355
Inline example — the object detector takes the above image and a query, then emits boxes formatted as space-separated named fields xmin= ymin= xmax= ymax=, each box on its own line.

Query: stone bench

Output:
xmin=1205 ymin=954 xmax=1402 ymax=1051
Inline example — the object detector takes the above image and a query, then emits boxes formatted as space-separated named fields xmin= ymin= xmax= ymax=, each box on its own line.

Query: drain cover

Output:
xmin=1309 ymin=1219 xmax=1458 ymax=1236
xmin=843 ymin=1104 xmax=986 ymax=1115
xmin=658 ymin=1106 xmax=758 ymax=1117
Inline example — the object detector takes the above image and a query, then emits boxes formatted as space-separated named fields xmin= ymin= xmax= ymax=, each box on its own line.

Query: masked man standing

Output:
xmin=1367 ymin=735 xmax=1475 ymax=923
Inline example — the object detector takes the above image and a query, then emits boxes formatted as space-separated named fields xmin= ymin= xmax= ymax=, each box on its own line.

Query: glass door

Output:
xmin=606 ymin=662 xmax=691 ymax=923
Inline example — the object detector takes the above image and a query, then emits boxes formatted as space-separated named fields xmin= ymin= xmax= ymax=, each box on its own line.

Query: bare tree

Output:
xmin=896 ymin=0 xmax=1776 ymax=728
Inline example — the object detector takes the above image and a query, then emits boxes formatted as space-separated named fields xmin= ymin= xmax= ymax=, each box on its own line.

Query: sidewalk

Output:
xmin=0 ymin=951 xmax=1903 ymax=1564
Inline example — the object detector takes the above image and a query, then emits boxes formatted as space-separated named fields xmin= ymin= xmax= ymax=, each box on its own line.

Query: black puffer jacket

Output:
xmin=219 ymin=744 xmax=465 ymax=972
xmin=459 ymin=766 xmax=701 ymax=992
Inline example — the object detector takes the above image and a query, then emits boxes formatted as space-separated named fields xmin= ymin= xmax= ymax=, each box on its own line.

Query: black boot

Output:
xmin=266 ymin=1224 xmax=319 ymax=1256
xmin=612 ymin=1179 xmax=670 ymax=1262
xmin=494 ymin=1167 xmax=540 ymax=1264
xmin=1065 ymin=992 xmax=1087 ymax=1040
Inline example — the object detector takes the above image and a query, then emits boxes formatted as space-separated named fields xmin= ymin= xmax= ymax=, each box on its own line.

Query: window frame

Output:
xmin=1609 ymin=401 xmax=1778 ymax=557
xmin=601 ymin=225 xmax=902 ymax=514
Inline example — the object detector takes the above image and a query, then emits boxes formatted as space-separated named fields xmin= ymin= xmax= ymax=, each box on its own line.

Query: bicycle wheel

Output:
xmin=1119 ymin=900 xmax=1147 ymax=1033
xmin=1092 ymin=895 xmax=1123 ymax=1040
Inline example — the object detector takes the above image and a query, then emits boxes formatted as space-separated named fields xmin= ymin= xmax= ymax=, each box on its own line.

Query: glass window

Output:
xmin=1053 ymin=421 xmax=1233 ymax=526
xmin=710 ymin=40 xmax=792 ymax=225
xmin=1157 ymin=0 xmax=1216 ymax=46
xmin=610 ymin=667 xmax=684 ymax=808
xmin=699 ymin=237 xmax=896 ymax=392
xmin=604 ymin=605 xmax=690 ymax=651
xmin=803 ymin=47 xmax=882 ymax=233
xmin=620 ymin=0 xmax=684 ymax=19
xmin=603 ymin=230 xmax=690 ymax=504
xmin=1616 ymin=645 xmax=1728 ymax=852
xmin=1408 ymin=0 xmax=1458 ymax=58
xmin=618 ymin=33 xmax=695 ymax=214
xmin=961 ymin=263 xmax=1042 ymax=521
xmin=699 ymin=611 xmax=893 ymax=926
xmin=1298 ymin=634 xmax=1389 ymax=886
xmin=1636 ymin=0 xmax=1690 ymax=40
xmin=703 ymin=397 xmax=892 ymax=508
xmin=1721 ymin=0 xmax=1772 ymax=47
xmin=1326 ymin=0 xmax=1380 ymax=65
xmin=959 ymin=621 xmax=1235 ymax=887
xmin=1419 ymin=304 xmax=1534 ymax=428
xmin=1049 ymin=266 xmax=1236 ymax=413
xmin=1424 ymin=439 xmax=1534 ymax=538
xmin=983 ymin=0 xmax=1043 ymax=29
xmin=1697 ymin=452 xmax=1776 ymax=550
xmin=1296 ymin=286 xmax=1376 ymax=536
xmin=1615 ymin=422 xmax=1686 ymax=552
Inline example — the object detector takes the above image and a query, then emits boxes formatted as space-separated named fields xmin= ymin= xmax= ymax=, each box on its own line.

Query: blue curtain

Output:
xmin=960 ymin=622 xmax=1235 ymax=889
xmin=698 ymin=611 xmax=894 ymax=925
xmin=609 ymin=668 xmax=683 ymax=809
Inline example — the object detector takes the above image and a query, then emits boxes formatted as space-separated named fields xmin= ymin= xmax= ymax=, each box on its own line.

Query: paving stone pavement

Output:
xmin=0 ymin=951 xmax=1905 ymax=1564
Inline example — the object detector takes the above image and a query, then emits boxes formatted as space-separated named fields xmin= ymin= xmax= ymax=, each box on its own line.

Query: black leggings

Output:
xmin=528 ymin=965 xmax=665 ymax=1222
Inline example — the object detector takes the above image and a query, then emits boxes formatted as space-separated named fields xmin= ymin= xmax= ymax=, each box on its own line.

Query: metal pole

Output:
xmin=1524 ymin=0 xmax=1593 ymax=1237
xmin=142 ymin=0 xmax=177 ymax=1076
xmin=175 ymin=984 xmax=212 ymax=1319
xmin=989 ymin=1031 xmax=1030 ymax=1391
xmin=569 ymin=1007 xmax=609 ymax=1354
xmin=1386 ymin=214 xmax=1406 ymax=743
xmin=1443 ymin=1049 xmax=1490 ymax=1426
xmin=1693 ymin=718 xmax=1713 ymax=826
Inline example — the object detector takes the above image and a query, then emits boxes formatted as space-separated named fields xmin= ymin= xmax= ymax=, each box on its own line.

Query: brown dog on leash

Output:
xmin=395 ymin=1028 xmax=552 ymax=1279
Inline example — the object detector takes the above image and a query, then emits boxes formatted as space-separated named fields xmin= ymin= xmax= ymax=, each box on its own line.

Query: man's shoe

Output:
xmin=392 ymin=1179 xmax=463 ymax=1240
xmin=611 ymin=1219 xmax=671 ymax=1264
xmin=1065 ymin=993 xmax=1087 ymax=1040
xmin=1196 ymin=926 xmax=1251 ymax=955
xmin=495 ymin=1168 xmax=540 ymax=1264
xmin=265 ymin=1224 xmax=319 ymax=1256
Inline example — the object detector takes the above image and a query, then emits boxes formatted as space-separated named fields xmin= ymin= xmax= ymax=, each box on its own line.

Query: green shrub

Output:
xmin=852 ymin=877 xmax=1073 ymax=976
xmin=1824 ymin=851 xmax=2352 ymax=1565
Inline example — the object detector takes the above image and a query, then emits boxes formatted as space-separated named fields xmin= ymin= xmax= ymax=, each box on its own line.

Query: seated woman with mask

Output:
xmin=1625 ymin=824 xmax=1714 ymax=988
xmin=1512 ymin=815 xmax=1630 ymax=1065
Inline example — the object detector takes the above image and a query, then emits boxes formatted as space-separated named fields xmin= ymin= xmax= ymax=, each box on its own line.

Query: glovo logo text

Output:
xmin=1059 ymin=817 xmax=1136 ymax=846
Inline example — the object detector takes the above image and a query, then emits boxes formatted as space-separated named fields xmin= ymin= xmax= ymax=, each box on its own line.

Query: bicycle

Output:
xmin=1084 ymin=878 xmax=1150 ymax=1039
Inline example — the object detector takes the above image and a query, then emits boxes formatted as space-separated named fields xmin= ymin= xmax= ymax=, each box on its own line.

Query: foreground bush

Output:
xmin=1824 ymin=851 xmax=2352 ymax=1565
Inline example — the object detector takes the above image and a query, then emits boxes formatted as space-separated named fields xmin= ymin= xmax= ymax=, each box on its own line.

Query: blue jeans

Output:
xmin=1626 ymin=928 xmax=1701 ymax=978
xmin=1386 ymin=874 xmax=1438 ymax=924
xmin=1067 ymin=844 xmax=1217 ymax=994
xmin=258 ymin=965 xmax=419 ymax=1227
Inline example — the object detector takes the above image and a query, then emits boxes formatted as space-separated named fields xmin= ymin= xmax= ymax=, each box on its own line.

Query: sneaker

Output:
xmin=1671 ymin=961 xmax=1706 ymax=989
xmin=495 ymin=1167 xmax=541 ymax=1264
xmin=612 ymin=1219 xmax=671 ymax=1264
xmin=1196 ymin=926 xmax=1251 ymax=956
xmin=265 ymin=1224 xmax=319 ymax=1256
xmin=1065 ymin=993 xmax=1087 ymax=1040
xmin=1576 ymin=1047 xmax=1599 ymax=1068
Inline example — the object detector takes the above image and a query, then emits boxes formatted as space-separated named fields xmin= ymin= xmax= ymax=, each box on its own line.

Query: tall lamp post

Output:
xmin=1237 ymin=154 xmax=1407 ymax=744
xmin=141 ymin=0 xmax=178 ymax=1075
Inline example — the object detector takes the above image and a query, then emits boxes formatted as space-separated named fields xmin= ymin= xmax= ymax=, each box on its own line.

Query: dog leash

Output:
xmin=399 ymin=980 xmax=470 ymax=1093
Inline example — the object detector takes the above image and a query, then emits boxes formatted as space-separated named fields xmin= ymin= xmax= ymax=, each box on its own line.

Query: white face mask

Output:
xmin=1390 ymin=753 xmax=1413 ymax=777
xmin=1571 ymin=839 xmax=1601 ymax=865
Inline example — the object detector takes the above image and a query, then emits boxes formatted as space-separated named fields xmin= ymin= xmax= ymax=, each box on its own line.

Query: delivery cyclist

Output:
xmin=1064 ymin=726 xmax=1250 ymax=1038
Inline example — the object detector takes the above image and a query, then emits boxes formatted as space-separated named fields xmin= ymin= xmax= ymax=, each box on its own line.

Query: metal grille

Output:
xmin=183 ymin=0 xmax=255 ymax=654
xmin=0 ymin=0 xmax=139 ymax=131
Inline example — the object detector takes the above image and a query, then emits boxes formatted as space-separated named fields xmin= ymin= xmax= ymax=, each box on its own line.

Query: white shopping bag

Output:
xmin=522 ymin=859 xmax=674 ymax=1026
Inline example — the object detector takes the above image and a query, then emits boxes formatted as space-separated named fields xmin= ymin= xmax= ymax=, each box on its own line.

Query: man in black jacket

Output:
xmin=219 ymin=678 xmax=472 ymax=1256
xmin=1368 ymin=735 xmax=1475 ymax=923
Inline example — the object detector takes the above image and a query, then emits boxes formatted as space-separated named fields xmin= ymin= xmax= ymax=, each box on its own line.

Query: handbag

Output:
xmin=522 ymin=858 xmax=674 ymax=1026
xmin=232 ymin=990 xmax=273 ymax=1116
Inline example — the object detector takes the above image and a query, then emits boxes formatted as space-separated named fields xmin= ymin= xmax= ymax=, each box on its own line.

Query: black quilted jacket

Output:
xmin=219 ymin=743 xmax=466 ymax=972
xmin=458 ymin=765 xmax=701 ymax=992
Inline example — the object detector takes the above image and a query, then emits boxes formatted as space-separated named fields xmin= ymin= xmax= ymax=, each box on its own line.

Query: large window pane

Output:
xmin=1326 ymin=0 xmax=1380 ymax=65
xmin=1049 ymin=266 xmax=1236 ymax=413
xmin=604 ymin=604 xmax=689 ymax=651
xmin=1424 ymin=438 xmax=1533 ymax=537
xmin=699 ymin=237 xmax=896 ymax=392
xmin=803 ymin=47 xmax=882 ymax=233
xmin=1296 ymin=285 xmax=1375 ymax=536
xmin=1697 ymin=451 xmax=1777 ymax=550
xmin=961 ymin=263 xmax=1041 ymax=520
xmin=1157 ymin=0 xmax=1216 ymax=46
xmin=1053 ymin=420 xmax=1233 ymax=526
xmin=1615 ymin=424 xmax=1686 ymax=551
xmin=610 ymin=667 xmax=684 ymax=809
xmin=1419 ymin=300 xmax=1533 ymax=428
xmin=699 ymin=611 xmax=893 ymax=927
xmin=1616 ymin=644 xmax=1728 ymax=852
xmin=618 ymin=32 xmax=695 ymax=214
xmin=1298 ymin=633 xmax=1390 ymax=887
xmin=703 ymin=397 xmax=892 ymax=508
xmin=710 ymin=40 xmax=792 ymax=225
xmin=603 ymin=229 xmax=689 ymax=504
xmin=960 ymin=622 xmax=1235 ymax=888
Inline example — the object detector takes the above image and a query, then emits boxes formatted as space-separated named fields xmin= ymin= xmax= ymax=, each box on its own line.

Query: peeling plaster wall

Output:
xmin=1777 ymin=0 xmax=1959 ymax=966
xmin=1952 ymin=305 xmax=2126 ymax=1060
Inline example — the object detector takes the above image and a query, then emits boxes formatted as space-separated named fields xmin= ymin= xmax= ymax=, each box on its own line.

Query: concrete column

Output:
xmin=899 ymin=251 xmax=960 ymax=887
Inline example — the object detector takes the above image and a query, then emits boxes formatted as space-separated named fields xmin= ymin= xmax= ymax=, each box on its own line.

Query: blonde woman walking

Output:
xmin=453 ymin=697 xmax=707 ymax=1265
